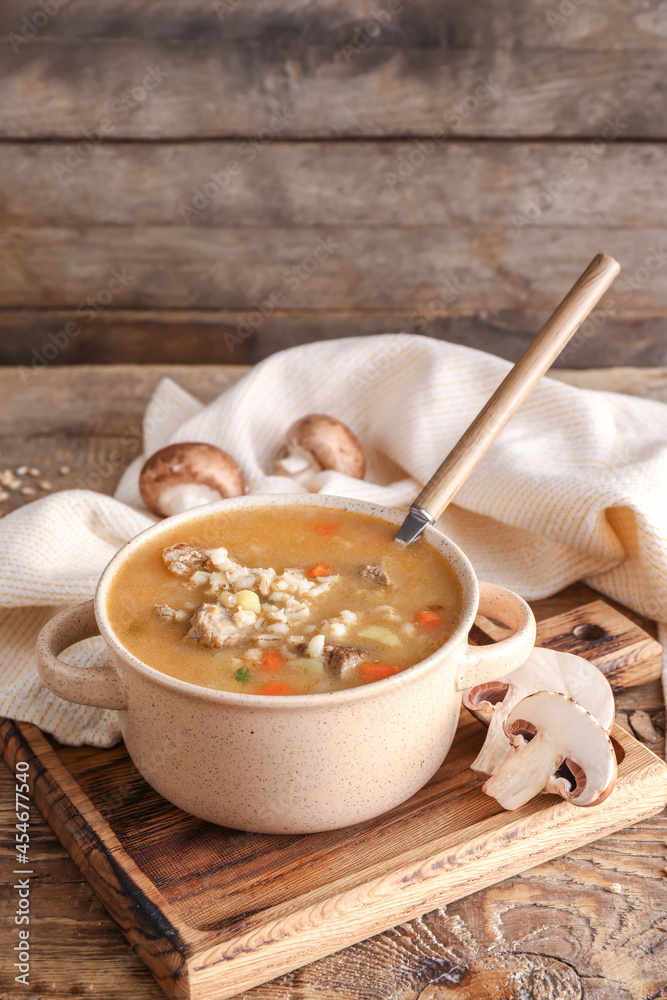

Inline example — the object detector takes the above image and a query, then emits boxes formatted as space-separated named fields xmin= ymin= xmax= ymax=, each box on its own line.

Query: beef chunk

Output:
xmin=359 ymin=563 xmax=392 ymax=587
xmin=186 ymin=602 xmax=242 ymax=648
xmin=326 ymin=644 xmax=364 ymax=678
xmin=163 ymin=543 xmax=212 ymax=577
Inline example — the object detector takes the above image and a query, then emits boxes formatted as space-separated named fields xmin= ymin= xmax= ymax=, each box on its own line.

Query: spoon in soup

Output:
xmin=396 ymin=253 xmax=620 ymax=545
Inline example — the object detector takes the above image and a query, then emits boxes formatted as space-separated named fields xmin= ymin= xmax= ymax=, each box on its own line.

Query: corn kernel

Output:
xmin=236 ymin=589 xmax=261 ymax=613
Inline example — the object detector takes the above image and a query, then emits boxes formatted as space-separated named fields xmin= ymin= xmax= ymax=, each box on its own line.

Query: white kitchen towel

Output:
xmin=0 ymin=334 xmax=665 ymax=746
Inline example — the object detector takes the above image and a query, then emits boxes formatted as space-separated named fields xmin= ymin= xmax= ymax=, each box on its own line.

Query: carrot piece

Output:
xmin=359 ymin=662 xmax=400 ymax=682
xmin=307 ymin=563 xmax=333 ymax=578
xmin=313 ymin=522 xmax=337 ymax=536
xmin=415 ymin=611 xmax=443 ymax=628
xmin=261 ymin=651 xmax=284 ymax=673
xmin=257 ymin=682 xmax=293 ymax=696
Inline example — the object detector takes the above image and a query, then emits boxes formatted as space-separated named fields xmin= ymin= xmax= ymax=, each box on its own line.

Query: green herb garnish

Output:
xmin=235 ymin=667 xmax=251 ymax=684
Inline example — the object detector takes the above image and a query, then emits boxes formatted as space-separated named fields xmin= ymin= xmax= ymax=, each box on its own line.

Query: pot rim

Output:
xmin=95 ymin=493 xmax=481 ymax=709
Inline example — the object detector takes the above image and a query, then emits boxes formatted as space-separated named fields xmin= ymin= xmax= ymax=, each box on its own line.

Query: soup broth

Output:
xmin=107 ymin=506 xmax=462 ymax=695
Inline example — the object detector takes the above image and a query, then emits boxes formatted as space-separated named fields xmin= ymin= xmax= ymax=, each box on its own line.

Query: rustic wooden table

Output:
xmin=1 ymin=364 xmax=666 ymax=1000
xmin=2 ymin=1 xmax=667 ymax=373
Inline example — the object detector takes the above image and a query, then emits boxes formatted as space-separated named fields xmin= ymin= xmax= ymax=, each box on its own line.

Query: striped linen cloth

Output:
xmin=0 ymin=334 xmax=665 ymax=746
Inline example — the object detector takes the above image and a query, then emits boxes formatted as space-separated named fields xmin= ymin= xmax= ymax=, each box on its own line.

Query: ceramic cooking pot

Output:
xmin=36 ymin=494 xmax=536 ymax=834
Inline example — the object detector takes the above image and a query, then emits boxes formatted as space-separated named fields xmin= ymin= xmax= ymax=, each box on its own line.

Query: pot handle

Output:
xmin=36 ymin=599 xmax=128 ymax=711
xmin=457 ymin=581 xmax=536 ymax=691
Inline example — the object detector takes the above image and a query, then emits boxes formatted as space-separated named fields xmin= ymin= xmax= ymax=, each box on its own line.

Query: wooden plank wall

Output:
xmin=1 ymin=0 xmax=666 ymax=368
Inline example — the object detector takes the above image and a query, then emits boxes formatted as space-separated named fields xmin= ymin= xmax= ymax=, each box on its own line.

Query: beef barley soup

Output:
xmin=107 ymin=506 xmax=462 ymax=695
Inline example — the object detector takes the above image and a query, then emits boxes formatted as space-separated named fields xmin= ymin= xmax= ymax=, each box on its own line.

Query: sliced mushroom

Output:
xmin=482 ymin=691 xmax=618 ymax=810
xmin=273 ymin=414 xmax=365 ymax=487
xmin=139 ymin=442 xmax=245 ymax=517
xmin=462 ymin=647 xmax=615 ymax=778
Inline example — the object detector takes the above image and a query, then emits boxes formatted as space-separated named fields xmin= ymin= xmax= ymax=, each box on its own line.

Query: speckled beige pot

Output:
xmin=36 ymin=495 xmax=536 ymax=834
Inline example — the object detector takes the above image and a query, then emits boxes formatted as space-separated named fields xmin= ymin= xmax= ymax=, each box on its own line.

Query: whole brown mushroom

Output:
xmin=139 ymin=442 xmax=245 ymax=517
xmin=274 ymin=414 xmax=366 ymax=487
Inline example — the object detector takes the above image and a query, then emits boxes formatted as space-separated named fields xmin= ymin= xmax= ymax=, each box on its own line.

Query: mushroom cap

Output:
xmin=504 ymin=691 xmax=618 ymax=807
xmin=139 ymin=442 xmax=245 ymax=517
xmin=284 ymin=414 xmax=366 ymax=480
xmin=463 ymin=679 xmax=510 ymax=725
xmin=464 ymin=647 xmax=615 ymax=730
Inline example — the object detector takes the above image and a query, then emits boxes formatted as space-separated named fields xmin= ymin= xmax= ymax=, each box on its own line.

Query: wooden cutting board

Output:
xmin=1 ymin=598 xmax=666 ymax=1000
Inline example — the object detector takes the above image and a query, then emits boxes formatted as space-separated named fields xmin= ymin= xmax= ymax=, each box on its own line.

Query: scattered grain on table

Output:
xmin=0 ymin=470 xmax=21 ymax=489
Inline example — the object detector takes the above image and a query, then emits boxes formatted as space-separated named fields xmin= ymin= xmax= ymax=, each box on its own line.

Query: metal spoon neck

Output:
xmin=395 ymin=504 xmax=435 ymax=545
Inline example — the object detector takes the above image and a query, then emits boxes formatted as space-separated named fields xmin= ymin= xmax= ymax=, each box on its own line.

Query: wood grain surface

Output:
xmin=2 ymin=310 xmax=666 ymax=370
xmin=2 ymin=0 xmax=666 ymax=49
xmin=0 ymin=364 xmax=666 ymax=1000
xmin=1 ymin=3 xmax=667 ymax=367
xmin=4 ymin=226 xmax=667 ymax=314
xmin=3 ymin=142 xmax=666 ymax=228
xmin=1 ymin=698 xmax=665 ymax=1000
xmin=1 ymin=19 xmax=666 ymax=139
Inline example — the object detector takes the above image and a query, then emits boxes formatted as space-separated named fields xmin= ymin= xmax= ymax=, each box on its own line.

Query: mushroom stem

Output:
xmin=158 ymin=482 xmax=227 ymax=516
xmin=275 ymin=448 xmax=317 ymax=478
xmin=470 ymin=712 xmax=513 ymax=777
xmin=481 ymin=731 xmax=565 ymax=810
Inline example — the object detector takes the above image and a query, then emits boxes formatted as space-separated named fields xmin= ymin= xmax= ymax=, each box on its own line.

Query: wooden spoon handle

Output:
xmin=414 ymin=253 xmax=620 ymax=520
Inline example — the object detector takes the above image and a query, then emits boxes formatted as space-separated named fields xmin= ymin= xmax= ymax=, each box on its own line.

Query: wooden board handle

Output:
xmin=414 ymin=253 xmax=620 ymax=520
